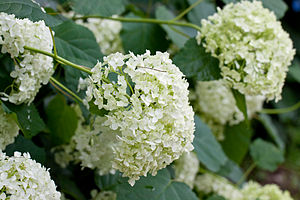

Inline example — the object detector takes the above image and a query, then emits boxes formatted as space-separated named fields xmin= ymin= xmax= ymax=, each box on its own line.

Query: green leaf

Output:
xmin=259 ymin=0 xmax=287 ymax=19
xmin=0 ymin=54 xmax=14 ymax=92
xmin=155 ymin=6 xmax=188 ymax=48
xmin=3 ymin=102 xmax=46 ymax=138
xmin=258 ymin=114 xmax=284 ymax=150
xmin=71 ymin=0 xmax=127 ymax=16
xmin=88 ymin=101 xmax=109 ymax=116
xmin=221 ymin=121 xmax=252 ymax=164
xmin=288 ymin=58 xmax=300 ymax=83
xmin=53 ymin=21 xmax=103 ymax=92
xmin=115 ymin=169 xmax=198 ymax=200
xmin=173 ymin=38 xmax=221 ymax=82
xmin=5 ymin=135 xmax=46 ymax=164
xmin=207 ymin=195 xmax=226 ymax=200
xmin=193 ymin=115 xmax=228 ymax=172
xmin=187 ymin=0 xmax=216 ymax=26
xmin=0 ymin=0 xmax=63 ymax=27
xmin=231 ymin=89 xmax=248 ymax=122
xmin=250 ymin=139 xmax=284 ymax=171
xmin=221 ymin=0 xmax=287 ymax=19
xmin=121 ymin=14 xmax=169 ymax=54
xmin=46 ymin=95 xmax=78 ymax=145
xmin=217 ymin=160 xmax=243 ymax=183
xmin=56 ymin=175 xmax=86 ymax=200
xmin=95 ymin=172 xmax=123 ymax=191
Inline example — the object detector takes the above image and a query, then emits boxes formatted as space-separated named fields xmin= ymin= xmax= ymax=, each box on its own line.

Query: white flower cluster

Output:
xmin=194 ymin=174 xmax=294 ymax=200
xmin=174 ymin=152 xmax=199 ymax=188
xmin=0 ymin=12 xmax=54 ymax=104
xmin=197 ymin=0 xmax=295 ymax=101
xmin=194 ymin=173 xmax=243 ymax=200
xmin=0 ymin=151 xmax=60 ymax=199
xmin=90 ymin=190 xmax=116 ymax=200
xmin=63 ymin=12 xmax=123 ymax=55
xmin=86 ymin=51 xmax=195 ymax=185
xmin=53 ymin=106 xmax=117 ymax=175
xmin=241 ymin=181 xmax=294 ymax=200
xmin=192 ymin=80 xmax=265 ymax=140
xmin=0 ymin=105 xmax=19 ymax=150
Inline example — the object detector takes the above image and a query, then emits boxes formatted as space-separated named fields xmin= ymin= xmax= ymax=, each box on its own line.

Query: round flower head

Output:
xmin=0 ymin=12 xmax=54 ymax=104
xmin=174 ymin=152 xmax=199 ymax=188
xmin=192 ymin=80 xmax=265 ymax=140
xmin=0 ymin=151 xmax=60 ymax=199
xmin=0 ymin=105 xmax=19 ymax=150
xmin=63 ymin=12 xmax=123 ymax=55
xmin=194 ymin=173 xmax=243 ymax=200
xmin=86 ymin=51 xmax=195 ymax=185
xmin=241 ymin=181 xmax=294 ymax=200
xmin=197 ymin=0 xmax=295 ymax=101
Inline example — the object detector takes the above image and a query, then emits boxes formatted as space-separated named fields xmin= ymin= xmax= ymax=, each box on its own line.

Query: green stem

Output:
xmin=49 ymin=27 xmax=57 ymax=58
xmin=24 ymin=46 xmax=92 ymax=75
xmin=172 ymin=0 xmax=204 ymax=21
xmin=237 ymin=163 xmax=256 ymax=186
xmin=260 ymin=101 xmax=300 ymax=114
xmin=50 ymin=77 xmax=83 ymax=103
xmin=73 ymin=15 xmax=202 ymax=32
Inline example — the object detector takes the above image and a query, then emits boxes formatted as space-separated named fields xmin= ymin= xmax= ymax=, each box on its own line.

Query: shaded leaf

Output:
xmin=250 ymin=139 xmax=284 ymax=171
xmin=0 ymin=0 xmax=62 ymax=27
xmin=115 ymin=169 xmax=198 ymax=200
xmin=53 ymin=21 xmax=102 ymax=92
xmin=155 ymin=6 xmax=188 ymax=48
xmin=173 ymin=38 xmax=221 ymax=82
xmin=232 ymin=89 xmax=248 ymax=122
xmin=121 ymin=14 xmax=169 ymax=54
xmin=187 ymin=0 xmax=216 ymax=26
xmin=221 ymin=121 xmax=252 ymax=164
xmin=193 ymin=115 xmax=228 ymax=172
xmin=5 ymin=135 xmax=46 ymax=164
xmin=95 ymin=172 xmax=123 ymax=191
xmin=258 ymin=114 xmax=284 ymax=150
xmin=72 ymin=0 xmax=127 ymax=17
xmin=3 ymin=102 xmax=46 ymax=138
xmin=217 ymin=160 xmax=243 ymax=183
xmin=46 ymin=95 xmax=78 ymax=145
xmin=207 ymin=195 xmax=226 ymax=200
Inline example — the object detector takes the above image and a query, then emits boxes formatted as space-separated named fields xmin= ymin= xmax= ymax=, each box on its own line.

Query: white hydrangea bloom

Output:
xmin=63 ymin=12 xmax=123 ymax=55
xmin=90 ymin=190 xmax=116 ymax=200
xmin=193 ymin=80 xmax=265 ymax=140
xmin=241 ymin=181 xmax=294 ymax=200
xmin=53 ymin=106 xmax=117 ymax=175
xmin=197 ymin=0 xmax=295 ymax=101
xmin=86 ymin=51 xmax=195 ymax=185
xmin=0 ymin=151 xmax=60 ymax=199
xmin=174 ymin=152 xmax=199 ymax=188
xmin=0 ymin=12 xmax=54 ymax=104
xmin=0 ymin=105 xmax=19 ymax=150
xmin=194 ymin=173 xmax=243 ymax=200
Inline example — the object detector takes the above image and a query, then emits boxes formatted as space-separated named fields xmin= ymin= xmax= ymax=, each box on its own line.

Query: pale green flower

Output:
xmin=241 ymin=181 xmax=294 ymax=200
xmin=86 ymin=51 xmax=195 ymax=185
xmin=174 ymin=152 xmax=199 ymax=188
xmin=0 ymin=12 xmax=54 ymax=104
xmin=194 ymin=173 xmax=243 ymax=200
xmin=63 ymin=12 xmax=123 ymax=55
xmin=192 ymin=80 xmax=265 ymax=140
xmin=0 ymin=152 xmax=60 ymax=199
xmin=197 ymin=1 xmax=295 ymax=101
xmin=0 ymin=105 xmax=19 ymax=150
